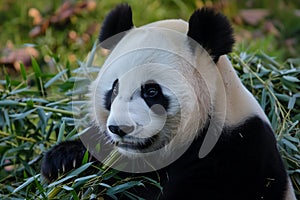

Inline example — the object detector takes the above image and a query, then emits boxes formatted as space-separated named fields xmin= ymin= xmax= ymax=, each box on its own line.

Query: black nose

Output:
xmin=108 ymin=125 xmax=134 ymax=137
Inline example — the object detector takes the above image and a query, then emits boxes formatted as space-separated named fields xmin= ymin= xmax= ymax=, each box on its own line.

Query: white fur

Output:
xmin=216 ymin=55 xmax=270 ymax=125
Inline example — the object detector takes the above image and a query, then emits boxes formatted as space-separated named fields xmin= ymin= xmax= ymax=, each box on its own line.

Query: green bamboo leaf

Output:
xmin=57 ymin=120 xmax=66 ymax=143
xmin=47 ymin=175 xmax=76 ymax=188
xmin=71 ymin=190 xmax=80 ymax=200
xmin=260 ymin=88 xmax=267 ymax=111
xmin=0 ymin=100 xmax=19 ymax=106
xmin=62 ymin=185 xmax=74 ymax=191
xmin=74 ymin=174 xmax=97 ymax=183
xmin=284 ymin=135 xmax=300 ymax=143
xmin=82 ymin=150 xmax=89 ymax=165
xmin=44 ymin=69 xmax=68 ymax=88
xmin=282 ymin=75 xmax=300 ymax=82
xmin=31 ymin=57 xmax=42 ymax=77
xmin=106 ymin=181 xmax=144 ymax=196
xmin=287 ymin=120 xmax=300 ymax=133
xmin=288 ymin=95 xmax=296 ymax=109
xmin=20 ymin=63 xmax=27 ymax=81
xmin=13 ymin=174 xmax=40 ymax=193
xmin=66 ymin=60 xmax=71 ymax=78
xmin=281 ymin=138 xmax=298 ymax=152
xmin=31 ymin=57 xmax=46 ymax=96
xmin=275 ymin=93 xmax=290 ymax=102
xmin=292 ymin=114 xmax=300 ymax=121
xmin=37 ymin=108 xmax=47 ymax=128
xmin=281 ymin=78 xmax=297 ymax=91
xmin=9 ymin=109 xmax=37 ymax=120
xmin=3 ymin=109 xmax=10 ymax=130
xmin=47 ymin=187 xmax=62 ymax=199
xmin=9 ymin=87 xmax=30 ymax=95
xmin=68 ymin=162 xmax=93 ymax=177
xmin=5 ymin=73 xmax=11 ymax=92
xmin=34 ymin=176 xmax=47 ymax=199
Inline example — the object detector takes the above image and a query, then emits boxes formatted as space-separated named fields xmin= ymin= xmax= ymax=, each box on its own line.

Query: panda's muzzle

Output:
xmin=108 ymin=125 xmax=161 ymax=151
xmin=108 ymin=125 xmax=134 ymax=137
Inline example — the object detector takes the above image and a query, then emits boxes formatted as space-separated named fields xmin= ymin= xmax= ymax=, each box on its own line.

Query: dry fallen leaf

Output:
xmin=0 ymin=45 xmax=39 ymax=71
xmin=29 ymin=0 xmax=97 ymax=38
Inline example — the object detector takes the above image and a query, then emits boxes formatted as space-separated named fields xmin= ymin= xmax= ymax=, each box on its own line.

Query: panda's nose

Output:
xmin=108 ymin=125 xmax=134 ymax=137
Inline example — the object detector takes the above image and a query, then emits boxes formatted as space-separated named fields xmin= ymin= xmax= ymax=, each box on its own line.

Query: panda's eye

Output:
xmin=144 ymin=87 xmax=158 ymax=98
xmin=141 ymin=82 xmax=169 ymax=112
xmin=142 ymin=83 xmax=159 ymax=98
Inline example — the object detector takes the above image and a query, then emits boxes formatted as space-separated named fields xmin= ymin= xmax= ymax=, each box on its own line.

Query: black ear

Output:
xmin=187 ymin=7 xmax=234 ymax=62
xmin=99 ymin=4 xmax=134 ymax=48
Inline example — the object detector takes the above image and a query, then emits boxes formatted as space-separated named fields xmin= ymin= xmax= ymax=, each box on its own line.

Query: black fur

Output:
xmin=154 ymin=116 xmax=288 ymax=200
xmin=41 ymin=140 xmax=87 ymax=181
xmin=141 ymin=83 xmax=169 ymax=115
xmin=104 ymin=79 xmax=118 ymax=111
xmin=187 ymin=7 xmax=235 ymax=62
xmin=104 ymin=89 xmax=113 ymax=111
xmin=41 ymin=116 xmax=288 ymax=199
xmin=99 ymin=4 xmax=134 ymax=49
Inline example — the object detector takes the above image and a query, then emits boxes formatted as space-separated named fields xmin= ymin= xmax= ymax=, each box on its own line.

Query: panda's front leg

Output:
xmin=41 ymin=140 xmax=88 ymax=182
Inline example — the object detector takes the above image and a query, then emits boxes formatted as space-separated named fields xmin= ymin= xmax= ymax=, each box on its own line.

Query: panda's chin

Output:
xmin=114 ymin=134 xmax=161 ymax=154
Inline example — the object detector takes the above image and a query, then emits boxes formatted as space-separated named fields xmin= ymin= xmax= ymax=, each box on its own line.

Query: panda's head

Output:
xmin=89 ymin=4 xmax=234 ymax=158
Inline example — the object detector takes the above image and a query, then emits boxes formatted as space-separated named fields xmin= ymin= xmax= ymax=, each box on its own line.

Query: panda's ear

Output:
xmin=187 ymin=7 xmax=234 ymax=62
xmin=99 ymin=4 xmax=134 ymax=49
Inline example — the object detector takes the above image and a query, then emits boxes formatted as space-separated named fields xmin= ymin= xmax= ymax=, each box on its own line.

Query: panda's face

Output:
xmin=90 ymin=27 xmax=212 ymax=157
xmin=95 ymin=59 xmax=185 ymax=155
xmin=105 ymin=78 xmax=171 ymax=154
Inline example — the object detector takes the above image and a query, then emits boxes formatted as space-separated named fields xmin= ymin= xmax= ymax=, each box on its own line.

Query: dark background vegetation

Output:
xmin=0 ymin=0 xmax=299 ymax=199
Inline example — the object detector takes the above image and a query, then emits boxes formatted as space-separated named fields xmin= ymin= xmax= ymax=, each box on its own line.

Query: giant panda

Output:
xmin=41 ymin=4 xmax=296 ymax=200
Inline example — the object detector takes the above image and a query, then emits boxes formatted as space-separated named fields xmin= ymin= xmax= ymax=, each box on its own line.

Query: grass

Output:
xmin=0 ymin=0 xmax=299 ymax=199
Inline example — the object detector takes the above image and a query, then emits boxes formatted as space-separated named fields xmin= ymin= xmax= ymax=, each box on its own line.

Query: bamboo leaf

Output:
xmin=67 ymin=162 xmax=93 ymax=177
xmin=282 ymin=138 xmax=298 ymax=152
xmin=9 ymin=109 xmax=37 ymax=120
xmin=57 ymin=120 xmax=65 ymax=143
xmin=74 ymin=174 xmax=97 ymax=183
xmin=13 ymin=174 xmax=40 ymax=193
xmin=288 ymin=95 xmax=296 ymax=109
xmin=106 ymin=181 xmax=144 ymax=196
xmin=31 ymin=57 xmax=46 ymax=96
xmin=283 ymin=75 xmax=300 ymax=83
xmin=0 ymin=100 xmax=19 ymax=106
xmin=20 ymin=63 xmax=27 ymax=81
xmin=260 ymin=88 xmax=267 ymax=111
xmin=44 ymin=69 xmax=68 ymax=88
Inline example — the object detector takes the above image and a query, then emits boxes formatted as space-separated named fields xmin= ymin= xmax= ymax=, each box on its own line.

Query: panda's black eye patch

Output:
xmin=141 ymin=82 xmax=169 ymax=113
xmin=104 ymin=79 xmax=119 ymax=110
xmin=111 ymin=79 xmax=119 ymax=100
xmin=143 ymin=85 xmax=159 ymax=98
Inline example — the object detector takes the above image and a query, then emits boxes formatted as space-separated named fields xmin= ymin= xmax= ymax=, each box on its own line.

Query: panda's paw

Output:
xmin=41 ymin=140 xmax=87 ymax=182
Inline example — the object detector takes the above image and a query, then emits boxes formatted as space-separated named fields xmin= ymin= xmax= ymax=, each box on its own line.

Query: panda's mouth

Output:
xmin=115 ymin=134 xmax=159 ymax=151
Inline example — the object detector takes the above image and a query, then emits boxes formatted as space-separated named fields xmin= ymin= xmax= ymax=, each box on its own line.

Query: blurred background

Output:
xmin=0 ymin=0 xmax=299 ymax=75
